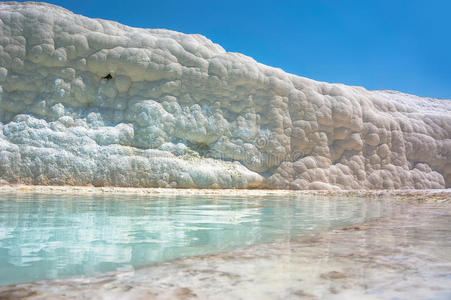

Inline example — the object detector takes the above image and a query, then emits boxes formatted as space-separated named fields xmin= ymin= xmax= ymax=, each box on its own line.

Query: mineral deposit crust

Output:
xmin=0 ymin=2 xmax=450 ymax=189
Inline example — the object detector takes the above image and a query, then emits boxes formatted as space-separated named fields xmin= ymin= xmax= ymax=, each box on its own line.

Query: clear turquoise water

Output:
xmin=0 ymin=193 xmax=403 ymax=286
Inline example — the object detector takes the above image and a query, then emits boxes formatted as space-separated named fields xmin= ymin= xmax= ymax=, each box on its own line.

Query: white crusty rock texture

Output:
xmin=0 ymin=2 xmax=450 ymax=189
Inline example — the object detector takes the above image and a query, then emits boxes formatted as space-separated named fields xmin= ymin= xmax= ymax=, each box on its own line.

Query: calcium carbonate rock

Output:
xmin=0 ymin=2 xmax=450 ymax=189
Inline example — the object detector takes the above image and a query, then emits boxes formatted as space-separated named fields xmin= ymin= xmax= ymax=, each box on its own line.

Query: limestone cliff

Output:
xmin=0 ymin=2 xmax=450 ymax=189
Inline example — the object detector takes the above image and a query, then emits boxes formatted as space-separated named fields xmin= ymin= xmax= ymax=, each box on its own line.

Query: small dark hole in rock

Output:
xmin=102 ymin=73 xmax=113 ymax=80
xmin=188 ymin=141 xmax=211 ymax=157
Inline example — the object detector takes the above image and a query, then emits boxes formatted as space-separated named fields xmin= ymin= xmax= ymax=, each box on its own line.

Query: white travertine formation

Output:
xmin=0 ymin=2 xmax=450 ymax=189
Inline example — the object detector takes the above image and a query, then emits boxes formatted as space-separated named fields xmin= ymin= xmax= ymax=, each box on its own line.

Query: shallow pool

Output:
xmin=0 ymin=193 xmax=405 ymax=286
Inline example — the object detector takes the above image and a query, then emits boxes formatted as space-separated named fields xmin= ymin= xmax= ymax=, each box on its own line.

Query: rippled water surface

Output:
xmin=0 ymin=193 xmax=405 ymax=286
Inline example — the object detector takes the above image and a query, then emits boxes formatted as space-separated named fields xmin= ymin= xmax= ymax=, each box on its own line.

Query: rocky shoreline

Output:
xmin=0 ymin=184 xmax=450 ymax=199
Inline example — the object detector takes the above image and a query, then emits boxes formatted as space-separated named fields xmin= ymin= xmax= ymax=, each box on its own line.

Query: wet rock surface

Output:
xmin=1 ymin=193 xmax=449 ymax=299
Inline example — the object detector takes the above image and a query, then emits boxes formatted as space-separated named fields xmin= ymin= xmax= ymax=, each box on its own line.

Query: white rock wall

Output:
xmin=0 ymin=2 xmax=450 ymax=189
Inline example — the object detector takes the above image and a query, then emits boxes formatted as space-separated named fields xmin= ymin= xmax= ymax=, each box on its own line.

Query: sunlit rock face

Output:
xmin=0 ymin=2 xmax=450 ymax=189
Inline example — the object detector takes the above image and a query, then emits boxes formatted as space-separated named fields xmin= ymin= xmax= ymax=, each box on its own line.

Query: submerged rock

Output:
xmin=0 ymin=2 xmax=450 ymax=189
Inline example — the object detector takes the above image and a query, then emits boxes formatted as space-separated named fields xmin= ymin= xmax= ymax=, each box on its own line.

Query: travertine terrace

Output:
xmin=0 ymin=2 xmax=450 ymax=189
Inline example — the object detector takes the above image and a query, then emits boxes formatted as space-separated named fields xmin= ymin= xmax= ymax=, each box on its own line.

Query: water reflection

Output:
xmin=0 ymin=193 xmax=406 ymax=286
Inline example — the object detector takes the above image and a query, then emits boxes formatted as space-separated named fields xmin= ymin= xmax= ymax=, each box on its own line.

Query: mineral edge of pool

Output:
xmin=0 ymin=193 xmax=405 ymax=286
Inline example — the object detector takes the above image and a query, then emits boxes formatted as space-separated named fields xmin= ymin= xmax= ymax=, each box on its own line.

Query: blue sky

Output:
xmin=13 ymin=0 xmax=451 ymax=98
